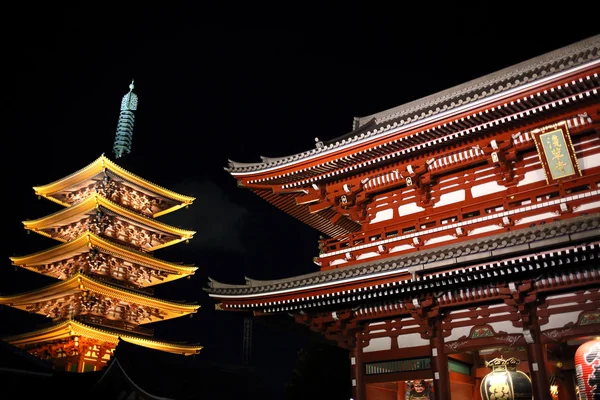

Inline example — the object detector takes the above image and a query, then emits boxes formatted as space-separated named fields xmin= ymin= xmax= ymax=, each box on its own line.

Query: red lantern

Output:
xmin=574 ymin=337 xmax=600 ymax=399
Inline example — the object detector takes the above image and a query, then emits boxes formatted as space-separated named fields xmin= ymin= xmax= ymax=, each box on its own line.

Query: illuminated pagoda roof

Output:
xmin=1 ymin=319 xmax=202 ymax=356
xmin=205 ymin=213 xmax=600 ymax=311
xmin=0 ymin=273 xmax=200 ymax=323
xmin=33 ymin=154 xmax=195 ymax=217
xmin=10 ymin=232 xmax=197 ymax=287
xmin=22 ymin=192 xmax=195 ymax=251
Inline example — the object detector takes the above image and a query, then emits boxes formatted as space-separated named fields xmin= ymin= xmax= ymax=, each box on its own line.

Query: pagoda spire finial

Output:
xmin=112 ymin=80 xmax=138 ymax=159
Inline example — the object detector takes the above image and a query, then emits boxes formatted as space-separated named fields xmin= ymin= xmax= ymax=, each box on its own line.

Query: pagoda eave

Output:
xmin=2 ymin=319 xmax=203 ymax=356
xmin=32 ymin=155 xmax=195 ymax=206
xmin=22 ymin=193 xmax=195 ymax=238
xmin=0 ymin=273 xmax=200 ymax=323
xmin=9 ymin=232 xmax=198 ymax=283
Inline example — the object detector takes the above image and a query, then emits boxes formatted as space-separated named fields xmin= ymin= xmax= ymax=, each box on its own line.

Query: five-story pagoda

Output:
xmin=1 ymin=82 xmax=203 ymax=373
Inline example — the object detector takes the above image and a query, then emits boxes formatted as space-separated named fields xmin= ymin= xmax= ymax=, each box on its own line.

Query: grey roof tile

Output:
xmin=226 ymin=34 xmax=600 ymax=174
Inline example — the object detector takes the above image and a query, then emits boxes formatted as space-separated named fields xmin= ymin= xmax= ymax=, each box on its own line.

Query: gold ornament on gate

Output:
xmin=480 ymin=357 xmax=532 ymax=400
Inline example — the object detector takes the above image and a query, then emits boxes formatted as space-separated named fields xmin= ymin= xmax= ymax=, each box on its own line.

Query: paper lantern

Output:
xmin=480 ymin=357 xmax=532 ymax=400
xmin=574 ymin=337 xmax=600 ymax=399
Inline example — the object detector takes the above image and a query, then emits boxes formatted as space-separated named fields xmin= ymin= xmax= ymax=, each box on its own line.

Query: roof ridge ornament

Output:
xmin=113 ymin=80 xmax=138 ymax=159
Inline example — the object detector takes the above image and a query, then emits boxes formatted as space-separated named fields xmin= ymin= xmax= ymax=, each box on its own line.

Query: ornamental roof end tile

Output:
xmin=205 ymin=276 xmax=247 ymax=289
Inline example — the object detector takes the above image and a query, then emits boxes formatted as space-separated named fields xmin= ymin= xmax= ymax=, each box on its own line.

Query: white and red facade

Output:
xmin=206 ymin=35 xmax=600 ymax=399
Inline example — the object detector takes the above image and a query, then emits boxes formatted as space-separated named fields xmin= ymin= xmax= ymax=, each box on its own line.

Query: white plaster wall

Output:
xmin=389 ymin=244 xmax=414 ymax=253
xmin=445 ymin=326 xmax=473 ymax=342
xmin=356 ymin=251 xmax=379 ymax=260
xmin=426 ymin=235 xmax=456 ymax=245
xmin=576 ymin=200 xmax=600 ymax=213
xmin=579 ymin=154 xmax=600 ymax=170
xmin=546 ymin=293 xmax=577 ymax=300
xmin=471 ymin=181 xmax=506 ymax=198
xmin=468 ymin=225 xmax=502 ymax=236
xmin=518 ymin=169 xmax=546 ymax=186
xmin=434 ymin=190 xmax=465 ymax=208
xmin=544 ymin=311 xmax=581 ymax=330
xmin=370 ymin=208 xmax=394 ymax=224
xmin=515 ymin=212 xmax=559 ymax=226
xmin=397 ymin=333 xmax=429 ymax=348
xmin=363 ymin=337 xmax=392 ymax=353
xmin=398 ymin=203 xmax=424 ymax=216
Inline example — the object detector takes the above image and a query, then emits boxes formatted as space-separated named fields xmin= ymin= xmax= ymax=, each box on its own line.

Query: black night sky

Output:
xmin=2 ymin=4 xmax=598 ymax=399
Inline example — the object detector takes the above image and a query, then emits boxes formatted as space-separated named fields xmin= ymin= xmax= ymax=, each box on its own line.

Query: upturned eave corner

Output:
xmin=205 ymin=276 xmax=249 ymax=290
xmin=32 ymin=154 xmax=195 ymax=205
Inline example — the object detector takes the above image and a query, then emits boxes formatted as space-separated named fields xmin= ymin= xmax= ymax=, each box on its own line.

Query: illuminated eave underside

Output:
xmin=9 ymin=232 xmax=197 ymax=285
xmin=0 ymin=273 xmax=200 ymax=321
xmin=33 ymin=155 xmax=195 ymax=217
xmin=22 ymin=193 xmax=195 ymax=251
xmin=2 ymin=319 xmax=202 ymax=356
xmin=250 ymin=188 xmax=361 ymax=238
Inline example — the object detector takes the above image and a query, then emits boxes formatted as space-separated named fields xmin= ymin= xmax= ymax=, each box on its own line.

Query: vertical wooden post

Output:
xmin=472 ymin=353 xmax=483 ymax=400
xmin=525 ymin=326 xmax=551 ymax=400
xmin=397 ymin=380 xmax=406 ymax=399
xmin=430 ymin=319 xmax=451 ymax=400
xmin=351 ymin=331 xmax=366 ymax=400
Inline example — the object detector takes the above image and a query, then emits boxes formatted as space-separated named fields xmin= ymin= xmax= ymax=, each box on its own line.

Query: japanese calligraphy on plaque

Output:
xmin=531 ymin=122 xmax=582 ymax=184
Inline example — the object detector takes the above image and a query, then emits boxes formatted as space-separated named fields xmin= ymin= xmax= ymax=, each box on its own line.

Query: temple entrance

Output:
xmin=367 ymin=379 xmax=437 ymax=399
xmin=366 ymin=378 xmax=475 ymax=399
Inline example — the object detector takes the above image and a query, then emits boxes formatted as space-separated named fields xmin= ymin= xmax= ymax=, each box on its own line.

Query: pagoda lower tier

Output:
xmin=1 ymin=319 xmax=202 ymax=372
xmin=9 ymin=232 xmax=197 ymax=288
xmin=22 ymin=193 xmax=195 ymax=251
xmin=0 ymin=273 xmax=199 ymax=327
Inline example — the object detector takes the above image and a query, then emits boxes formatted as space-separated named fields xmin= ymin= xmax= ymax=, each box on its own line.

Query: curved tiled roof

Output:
xmin=1 ymin=272 xmax=199 ymax=310
xmin=34 ymin=154 xmax=195 ymax=205
xmin=10 ymin=231 xmax=197 ymax=275
xmin=205 ymin=213 xmax=600 ymax=296
xmin=226 ymin=34 xmax=600 ymax=174
xmin=23 ymin=193 xmax=196 ymax=243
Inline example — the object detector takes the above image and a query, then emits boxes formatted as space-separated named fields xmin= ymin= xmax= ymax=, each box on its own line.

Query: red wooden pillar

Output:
xmin=351 ymin=332 xmax=366 ymax=400
xmin=397 ymin=380 xmax=406 ymax=399
xmin=525 ymin=327 xmax=551 ymax=400
xmin=430 ymin=320 xmax=451 ymax=400
xmin=471 ymin=350 xmax=482 ymax=400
